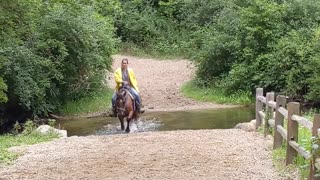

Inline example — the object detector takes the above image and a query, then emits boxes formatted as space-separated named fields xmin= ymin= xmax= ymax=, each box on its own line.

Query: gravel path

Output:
xmin=0 ymin=55 xmax=286 ymax=180
xmin=0 ymin=130 xmax=284 ymax=180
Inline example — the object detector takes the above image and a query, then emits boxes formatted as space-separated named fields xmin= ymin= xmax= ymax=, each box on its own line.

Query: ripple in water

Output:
xmin=95 ymin=116 xmax=162 ymax=135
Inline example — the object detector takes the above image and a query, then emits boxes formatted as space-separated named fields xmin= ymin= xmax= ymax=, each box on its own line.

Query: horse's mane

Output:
xmin=117 ymin=88 xmax=128 ymax=99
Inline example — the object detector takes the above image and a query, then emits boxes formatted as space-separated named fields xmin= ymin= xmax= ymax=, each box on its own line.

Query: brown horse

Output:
xmin=116 ymin=88 xmax=139 ymax=133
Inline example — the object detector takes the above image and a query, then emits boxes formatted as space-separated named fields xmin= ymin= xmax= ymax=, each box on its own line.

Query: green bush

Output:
xmin=305 ymin=27 xmax=320 ymax=101
xmin=193 ymin=0 xmax=320 ymax=103
xmin=0 ymin=72 xmax=7 ymax=103
xmin=3 ymin=45 xmax=60 ymax=115
xmin=36 ymin=3 xmax=116 ymax=100
xmin=0 ymin=0 xmax=117 ymax=127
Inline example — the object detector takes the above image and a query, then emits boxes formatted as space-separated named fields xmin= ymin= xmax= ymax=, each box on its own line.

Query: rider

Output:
xmin=109 ymin=58 xmax=145 ymax=117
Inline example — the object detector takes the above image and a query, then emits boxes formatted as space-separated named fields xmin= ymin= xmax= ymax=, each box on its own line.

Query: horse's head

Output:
xmin=116 ymin=89 xmax=127 ymax=117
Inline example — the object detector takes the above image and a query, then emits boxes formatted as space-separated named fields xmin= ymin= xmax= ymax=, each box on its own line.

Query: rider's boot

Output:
xmin=137 ymin=103 xmax=145 ymax=114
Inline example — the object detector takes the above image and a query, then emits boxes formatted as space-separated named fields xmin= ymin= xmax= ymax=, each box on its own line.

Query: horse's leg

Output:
xmin=125 ymin=118 xmax=131 ymax=133
xmin=133 ymin=112 xmax=140 ymax=130
xmin=119 ymin=117 xmax=125 ymax=131
xmin=125 ymin=111 xmax=134 ymax=133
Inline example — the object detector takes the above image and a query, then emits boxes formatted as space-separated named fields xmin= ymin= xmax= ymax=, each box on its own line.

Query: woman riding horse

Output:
xmin=116 ymin=87 xmax=138 ymax=132
xmin=109 ymin=58 xmax=145 ymax=132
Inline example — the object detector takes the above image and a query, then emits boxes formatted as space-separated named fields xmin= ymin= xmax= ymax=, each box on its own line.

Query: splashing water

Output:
xmin=57 ymin=107 xmax=255 ymax=136
xmin=95 ymin=116 xmax=162 ymax=135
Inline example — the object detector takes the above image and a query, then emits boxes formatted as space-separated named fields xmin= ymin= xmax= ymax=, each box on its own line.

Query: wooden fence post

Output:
xmin=286 ymin=102 xmax=300 ymax=165
xmin=256 ymin=88 xmax=263 ymax=129
xmin=273 ymin=95 xmax=287 ymax=149
xmin=264 ymin=92 xmax=275 ymax=137
xmin=309 ymin=114 xmax=320 ymax=180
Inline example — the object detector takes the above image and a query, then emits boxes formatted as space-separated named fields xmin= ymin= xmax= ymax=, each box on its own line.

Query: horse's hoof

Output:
xmin=125 ymin=129 xmax=130 ymax=133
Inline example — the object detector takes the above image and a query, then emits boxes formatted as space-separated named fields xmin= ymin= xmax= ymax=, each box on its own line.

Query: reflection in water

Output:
xmin=56 ymin=107 xmax=254 ymax=136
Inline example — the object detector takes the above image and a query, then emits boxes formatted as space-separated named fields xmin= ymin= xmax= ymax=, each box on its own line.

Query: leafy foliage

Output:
xmin=37 ymin=3 xmax=116 ymax=100
xmin=0 ymin=0 xmax=116 ymax=128
xmin=115 ymin=0 xmax=320 ymax=106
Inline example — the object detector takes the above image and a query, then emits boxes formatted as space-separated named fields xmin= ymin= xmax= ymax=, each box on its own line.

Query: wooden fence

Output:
xmin=255 ymin=88 xmax=320 ymax=180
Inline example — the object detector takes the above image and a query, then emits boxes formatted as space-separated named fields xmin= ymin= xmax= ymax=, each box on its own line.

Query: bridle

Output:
xmin=117 ymin=89 xmax=128 ymax=115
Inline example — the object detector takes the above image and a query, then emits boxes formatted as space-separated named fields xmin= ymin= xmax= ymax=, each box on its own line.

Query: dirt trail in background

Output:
xmin=107 ymin=55 xmax=237 ymax=111
xmin=0 ymin=55 xmax=290 ymax=180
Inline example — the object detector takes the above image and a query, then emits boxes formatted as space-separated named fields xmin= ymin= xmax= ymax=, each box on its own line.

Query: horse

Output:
xmin=116 ymin=87 xmax=139 ymax=133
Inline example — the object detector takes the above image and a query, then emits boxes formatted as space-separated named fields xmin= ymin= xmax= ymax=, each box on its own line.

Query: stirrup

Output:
xmin=139 ymin=107 xmax=145 ymax=114
xmin=136 ymin=102 xmax=144 ymax=113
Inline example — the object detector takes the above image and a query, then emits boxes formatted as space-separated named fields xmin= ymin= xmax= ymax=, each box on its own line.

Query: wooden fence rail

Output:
xmin=255 ymin=88 xmax=320 ymax=180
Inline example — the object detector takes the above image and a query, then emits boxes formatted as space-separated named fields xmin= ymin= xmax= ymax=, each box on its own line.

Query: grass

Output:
xmin=272 ymin=146 xmax=300 ymax=178
xmin=181 ymin=80 xmax=253 ymax=105
xmin=60 ymin=88 xmax=114 ymax=116
xmin=272 ymin=145 xmax=309 ymax=179
xmin=0 ymin=131 xmax=59 ymax=165
xmin=269 ymin=110 xmax=318 ymax=179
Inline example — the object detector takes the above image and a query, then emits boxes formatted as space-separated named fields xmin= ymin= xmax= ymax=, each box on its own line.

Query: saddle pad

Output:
xmin=127 ymin=91 xmax=135 ymax=100
xmin=125 ymin=90 xmax=136 ymax=111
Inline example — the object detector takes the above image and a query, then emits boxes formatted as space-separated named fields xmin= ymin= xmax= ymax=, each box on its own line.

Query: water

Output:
xmin=56 ymin=106 xmax=255 ymax=136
